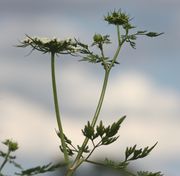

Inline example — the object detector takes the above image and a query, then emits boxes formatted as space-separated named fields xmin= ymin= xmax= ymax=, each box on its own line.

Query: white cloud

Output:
xmin=0 ymin=92 xmax=56 ymax=156
xmin=105 ymin=71 xmax=180 ymax=114
xmin=60 ymin=67 xmax=180 ymax=118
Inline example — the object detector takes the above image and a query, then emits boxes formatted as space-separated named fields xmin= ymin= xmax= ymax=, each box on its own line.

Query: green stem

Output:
xmin=65 ymin=70 xmax=110 ymax=176
xmin=91 ymin=70 xmax=110 ymax=128
xmin=110 ymin=25 xmax=122 ymax=68
xmin=0 ymin=150 xmax=11 ymax=172
xmin=51 ymin=52 xmax=69 ymax=164
xmin=85 ymin=159 xmax=106 ymax=167
xmin=85 ymin=140 xmax=101 ymax=161
xmin=117 ymin=25 xmax=121 ymax=45
xmin=100 ymin=46 xmax=108 ymax=71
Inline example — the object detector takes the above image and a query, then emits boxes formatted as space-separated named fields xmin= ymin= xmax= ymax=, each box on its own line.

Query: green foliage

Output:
xmin=82 ymin=121 xmax=95 ymax=140
xmin=85 ymin=143 xmax=160 ymax=175
xmin=98 ymin=116 xmax=126 ymax=145
xmin=82 ymin=116 xmax=126 ymax=147
xmin=15 ymin=163 xmax=61 ymax=176
xmin=104 ymin=158 xmax=128 ymax=170
xmin=122 ymin=31 xmax=164 ymax=49
xmin=76 ymin=37 xmax=119 ymax=70
xmin=125 ymin=142 xmax=158 ymax=161
xmin=137 ymin=171 xmax=163 ymax=176
xmin=57 ymin=132 xmax=78 ymax=156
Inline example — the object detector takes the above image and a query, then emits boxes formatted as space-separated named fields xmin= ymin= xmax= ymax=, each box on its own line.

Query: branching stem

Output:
xmin=65 ymin=24 xmax=124 ymax=176
xmin=85 ymin=140 xmax=101 ymax=161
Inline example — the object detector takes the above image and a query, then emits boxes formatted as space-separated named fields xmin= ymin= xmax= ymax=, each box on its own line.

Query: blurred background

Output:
xmin=0 ymin=0 xmax=180 ymax=175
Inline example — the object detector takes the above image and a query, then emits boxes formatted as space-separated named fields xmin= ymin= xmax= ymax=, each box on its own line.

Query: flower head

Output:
xmin=92 ymin=33 xmax=111 ymax=48
xmin=3 ymin=139 xmax=18 ymax=152
xmin=18 ymin=35 xmax=78 ymax=55
xmin=104 ymin=10 xmax=130 ymax=26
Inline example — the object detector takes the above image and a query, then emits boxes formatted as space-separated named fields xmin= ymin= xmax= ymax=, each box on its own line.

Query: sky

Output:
xmin=0 ymin=0 xmax=180 ymax=175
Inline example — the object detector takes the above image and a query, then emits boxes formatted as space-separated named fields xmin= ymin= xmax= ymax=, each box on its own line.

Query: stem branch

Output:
xmin=110 ymin=25 xmax=122 ymax=68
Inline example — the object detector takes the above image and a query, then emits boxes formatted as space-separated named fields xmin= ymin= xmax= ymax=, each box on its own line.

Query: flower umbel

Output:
xmin=104 ymin=9 xmax=130 ymax=26
xmin=18 ymin=35 xmax=78 ymax=55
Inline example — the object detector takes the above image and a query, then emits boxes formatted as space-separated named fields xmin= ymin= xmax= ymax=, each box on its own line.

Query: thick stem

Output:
xmin=65 ymin=70 xmax=110 ymax=176
xmin=0 ymin=150 xmax=11 ymax=172
xmin=91 ymin=70 xmax=110 ymax=127
xmin=51 ymin=52 xmax=69 ymax=164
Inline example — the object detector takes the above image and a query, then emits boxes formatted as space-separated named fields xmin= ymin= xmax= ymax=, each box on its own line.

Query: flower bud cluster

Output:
xmin=92 ymin=33 xmax=111 ymax=48
xmin=3 ymin=139 xmax=18 ymax=152
xmin=104 ymin=10 xmax=130 ymax=26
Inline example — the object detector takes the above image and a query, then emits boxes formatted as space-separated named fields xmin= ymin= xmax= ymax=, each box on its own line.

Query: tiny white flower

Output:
xmin=40 ymin=37 xmax=51 ymax=44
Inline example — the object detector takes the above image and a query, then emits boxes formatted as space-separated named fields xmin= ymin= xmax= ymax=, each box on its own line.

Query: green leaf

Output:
xmin=80 ymin=54 xmax=100 ymax=64
xmin=56 ymin=131 xmax=72 ymax=145
xmin=137 ymin=171 xmax=163 ymax=176
xmin=63 ymin=134 xmax=72 ymax=145
xmin=125 ymin=145 xmax=137 ymax=160
xmin=15 ymin=163 xmax=62 ymax=176
xmin=145 ymin=32 xmax=164 ymax=37
xmin=82 ymin=121 xmax=94 ymax=139
xmin=101 ymin=136 xmax=119 ymax=145
xmin=106 ymin=116 xmax=126 ymax=137
xmin=104 ymin=158 xmax=128 ymax=170
xmin=96 ymin=120 xmax=105 ymax=137
xmin=125 ymin=142 xmax=158 ymax=161
xmin=125 ymin=36 xmax=137 ymax=49
xmin=136 ymin=30 xmax=147 ymax=34
xmin=60 ymin=145 xmax=74 ymax=156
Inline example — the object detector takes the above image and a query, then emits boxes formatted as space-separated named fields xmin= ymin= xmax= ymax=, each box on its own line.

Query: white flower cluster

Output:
xmin=20 ymin=35 xmax=81 ymax=54
xmin=22 ymin=36 xmax=74 ymax=45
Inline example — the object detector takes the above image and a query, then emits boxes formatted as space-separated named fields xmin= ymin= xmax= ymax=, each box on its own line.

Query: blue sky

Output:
xmin=0 ymin=0 xmax=180 ymax=175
